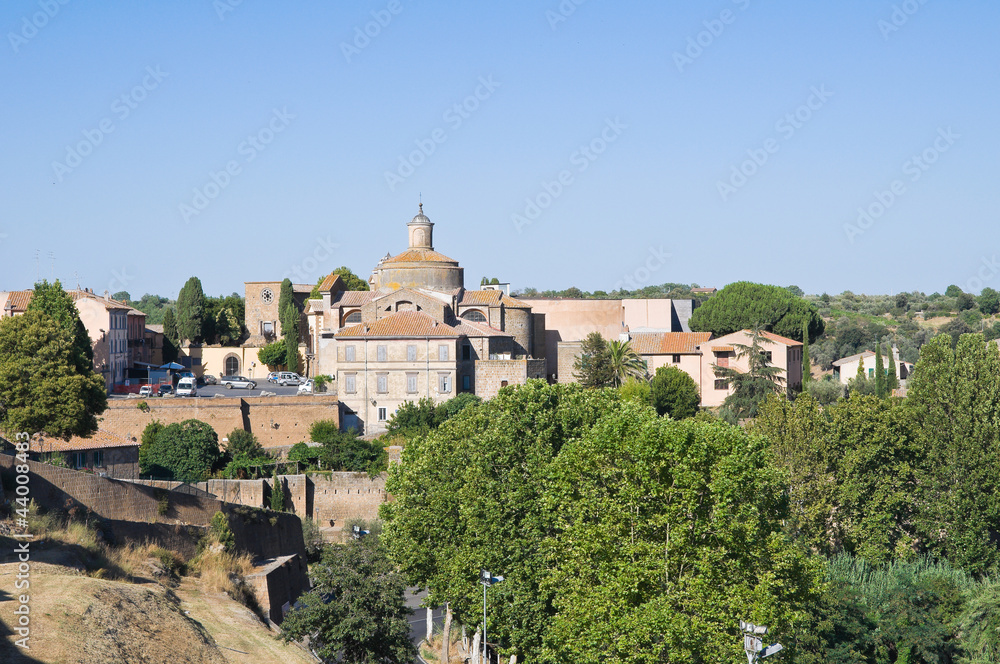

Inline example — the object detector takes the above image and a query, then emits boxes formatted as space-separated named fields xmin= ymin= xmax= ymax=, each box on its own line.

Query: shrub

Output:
xmin=209 ymin=511 xmax=235 ymax=552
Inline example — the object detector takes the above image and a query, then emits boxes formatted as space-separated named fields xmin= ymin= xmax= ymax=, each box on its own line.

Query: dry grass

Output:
xmin=420 ymin=630 xmax=471 ymax=664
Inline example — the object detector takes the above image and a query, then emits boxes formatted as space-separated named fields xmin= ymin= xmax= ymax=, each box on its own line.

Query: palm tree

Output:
xmin=713 ymin=325 xmax=785 ymax=423
xmin=607 ymin=339 xmax=647 ymax=387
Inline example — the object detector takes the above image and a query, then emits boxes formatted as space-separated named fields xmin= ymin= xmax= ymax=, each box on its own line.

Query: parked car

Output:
xmin=202 ymin=374 xmax=218 ymax=385
xmin=297 ymin=379 xmax=314 ymax=395
xmin=266 ymin=372 xmax=280 ymax=383
xmin=220 ymin=375 xmax=256 ymax=389
xmin=157 ymin=384 xmax=173 ymax=396
xmin=139 ymin=384 xmax=153 ymax=397
xmin=176 ymin=377 xmax=197 ymax=397
xmin=277 ymin=372 xmax=304 ymax=386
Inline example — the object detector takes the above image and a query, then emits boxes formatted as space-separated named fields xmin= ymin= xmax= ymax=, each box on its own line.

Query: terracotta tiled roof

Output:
xmin=458 ymin=290 xmax=502 ymax=306
xmin=500 ymin=294 xmax=529 ymax=308
xmin=760 ymin=330 xmax=802 ymax=346
xmin=831 ymin=350 xmax=873 ymax=367
xmin=336 ymin=311 xmax=462 ymax=338
xmin=292 ymin=284 xmax=314 ymax=294
xmin=27 ymin=430 xmax=138 ymax=453
xmin=70 ymin=290 xmax=131 ymax=310
xmin=334 ymin=291 xmax=376 ymax=307
xmin=319 ymin=273 xmax=344 ymax=293
xmin=711 ymin=345 xmax=735 ymax=352
xmin=3 ymin=290 xmax=33 ymax=312
xmin=381 ymin=249 xmax=459 ymax=265
xmin=630 ymin=332 xmax=712 ymax=355
xmin=453 ymin=320 xmax=511 ymax=338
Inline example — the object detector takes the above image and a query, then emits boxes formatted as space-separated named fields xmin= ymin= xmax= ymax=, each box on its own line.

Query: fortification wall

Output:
xmin=100 ymin=395 xmax=340 ymax=448
xmin=309 ymin=472 xmax=387 ymax=530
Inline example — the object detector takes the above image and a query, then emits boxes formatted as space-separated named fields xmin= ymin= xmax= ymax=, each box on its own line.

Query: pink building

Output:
xmin=697 ymin=330 xmax=803 ymax=408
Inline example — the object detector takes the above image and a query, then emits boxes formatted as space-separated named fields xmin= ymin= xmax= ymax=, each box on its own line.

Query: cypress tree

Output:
xmin=801 ymin=320 xmax=812 ymax=384
xmin=162 ymin=308 xmax=179 ymax=363
xmin=176 ymin=277 xmax=206 ymax=343
xmin=874 ymin=341 xmax=886 ymax=398
xmin=856 ymin=355 xmax=866 ymax=383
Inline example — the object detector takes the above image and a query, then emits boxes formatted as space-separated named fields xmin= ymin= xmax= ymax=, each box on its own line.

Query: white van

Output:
xmin=176 ymin=377 xmax=197 ymax=397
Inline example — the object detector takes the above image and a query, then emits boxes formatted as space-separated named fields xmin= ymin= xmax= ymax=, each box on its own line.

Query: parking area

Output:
xmin=112 ymin=382 xmax=312 ymax=399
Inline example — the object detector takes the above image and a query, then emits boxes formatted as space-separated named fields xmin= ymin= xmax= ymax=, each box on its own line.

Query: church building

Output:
xmin=252 ymin=205 xmax=547 ymax=434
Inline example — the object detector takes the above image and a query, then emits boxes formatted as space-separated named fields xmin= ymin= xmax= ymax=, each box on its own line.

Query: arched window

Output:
xmin=224 ymin=355 xmax=239 ymax=377
xmin=462 ymin=310 xmax=487 ymax=323
xmin=396 ymin=301 xmax=414 ymax=312
xmin=343 ymin=311 xmax=362 ymax=325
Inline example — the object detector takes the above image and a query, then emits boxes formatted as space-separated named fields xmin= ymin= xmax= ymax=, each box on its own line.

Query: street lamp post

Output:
xmin=740 ymin=621 xmax=783 ymax=664
xmin=480 ymin=569 xmax=503 ymax=664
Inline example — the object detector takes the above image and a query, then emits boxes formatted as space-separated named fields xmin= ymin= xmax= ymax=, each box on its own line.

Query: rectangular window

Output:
xmin=407 ymin=345 xmax=417 ymax=361
xmin=438 ymin=373 xmax=451 ymax=393
xmin=378 ymin=407 xmax=387 ymax=422
xmin=345 ymin=345 xmax=356 ymax=362
xmin=94 ymin=450 xmax=104 ymax=467
xmin=377 ymin=373 xmax=388 ymax=393
xmin=73 ymin=452 xmax=85 ymax=469
xmin=463 ymin=345 xmax=471 ymax=361
xmin=672 ymin=354 xmax=681 ymax=363
xmin=716 ymin=352 xmax=729 ymax=368
xmin=377 ymin=345 xmax=387 ymax=362
xmin=192 ymin=357 xmax=202 ymax=366
xmin=462 ymin=375 xmax=471 ymax=391
xmin=345 ymin=374 xmax=356 ymax=393
xmin=407 ymin=373 xmax=418 ymax=393
xmin=438 ymin=345 xmax=448 ymax=361
xmin=714 ymin=379 xmax=727 ymax=390
xmin=760 ymin=351 xmax=773 ymax=363
xmin=868 ymin=368 xmax=874 ymax=378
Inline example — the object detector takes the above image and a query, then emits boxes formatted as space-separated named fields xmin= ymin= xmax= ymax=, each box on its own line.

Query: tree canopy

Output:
xmin=689 ymin=281 xmax=825 ymax=342
xmin=0 ymin=309 xmax=107 ymax=438
xmin=382 ymin=382 xmax=820 ymax=662
xmin=649 ymin=365 xmax=700 ymax=419
xmin=27 ymin=279 xmax=93 ymax=372
xmin=176 ymin=277 xmax=206 ymax=344
xmin=138 ymin=419 xmax=222 ymax=481
xmin=573 ymin=332 xmax=614 ymax=388
xmin=280 ymin=535 xmax=414 ymax=663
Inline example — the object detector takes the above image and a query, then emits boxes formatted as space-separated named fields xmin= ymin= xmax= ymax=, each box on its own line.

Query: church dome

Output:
xmin=409 ymin=204 xmax=431 ymax=226
xmin=371 ymin=204 xmax=464 ymax=292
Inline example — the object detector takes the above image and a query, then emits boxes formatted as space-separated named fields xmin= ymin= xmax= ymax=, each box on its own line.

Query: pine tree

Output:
xmin=27 ymin=279 xmax=93 ymax=373
xmin=856 ymin=355 xmax=866 ymax=382
xmin=875 ymin=341 xmax=886 ymax=398
xmin=270 ymin=468 xmax=285 ymax=511
xmin=802 ymin=320 xmax=812 ymax=384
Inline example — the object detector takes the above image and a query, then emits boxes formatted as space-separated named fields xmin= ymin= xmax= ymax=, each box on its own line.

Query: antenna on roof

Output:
xmin=34 ymin=250 xmax=39 ymax=283
xmin=48 ymin=251 xmax=55 ymax=281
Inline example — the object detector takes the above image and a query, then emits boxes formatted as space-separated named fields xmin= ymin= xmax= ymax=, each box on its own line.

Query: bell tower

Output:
xmin=407 ymin=203 xmax=434 ymax=250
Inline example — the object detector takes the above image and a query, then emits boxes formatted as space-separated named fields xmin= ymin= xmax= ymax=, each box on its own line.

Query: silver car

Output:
xmin=221 ymin=375 xmax=256 ymax=389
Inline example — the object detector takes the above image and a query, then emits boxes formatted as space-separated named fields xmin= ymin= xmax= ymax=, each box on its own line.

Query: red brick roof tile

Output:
xmin=382 ymin=249 xmax=459 ymax=265
xmin=336 ymin=311 xmax=462 ymax=338
xmin=630 ymin=332 xmax=712 ymax=355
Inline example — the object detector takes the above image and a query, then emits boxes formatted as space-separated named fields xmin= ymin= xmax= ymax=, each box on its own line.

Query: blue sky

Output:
xmin=1 ymin=1 xmax=997 ymax=299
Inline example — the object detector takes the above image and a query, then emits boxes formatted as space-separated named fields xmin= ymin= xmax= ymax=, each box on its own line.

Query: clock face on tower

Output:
xmin=261 ymin=288 xmax=274 ymax=304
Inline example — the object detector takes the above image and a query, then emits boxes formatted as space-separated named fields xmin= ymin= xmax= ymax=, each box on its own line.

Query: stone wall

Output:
xmin=100 ymin=395 xmax=340 ymax=448
xmin=309 ymin=472 xmax=387 ymax=531
xmin=247 ymin=554 xmax=310 ymax=624
xmin=557 ymin=341 xmax=583 ymax=384
xmin=473 ymin=359 xmax=547 ymax=400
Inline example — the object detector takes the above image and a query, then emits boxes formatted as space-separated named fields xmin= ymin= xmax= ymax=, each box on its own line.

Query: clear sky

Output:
xmin=2 ymin=1 xmax=998 ymax=299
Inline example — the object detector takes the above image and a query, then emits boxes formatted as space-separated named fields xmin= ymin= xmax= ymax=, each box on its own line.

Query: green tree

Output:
xmin=27 ymin=279 xmax=93 ymax=372
xmin=214 ymin=306 xmax=241 ymax=346
xmin=225 ymin=429 xmax=263 ymax=459
xmin=945 ymin=284 xmax=963 ymax=298
xmin=907 ymin=333 xmax=1000 ymax=575
xmin=112 ymin=290 xmax=131 ymax=302
xmin=887 ymin=347 xmax=899 ymax=391
xmin=713 ymin=326 xmax=785 ymax=423
xmin=161 ymin=308 xmax=179 ymax=363
xmin=285 ymin=328 xmax=300 ymax=374
xmin=138 ymin=419 xmax=221 ymax=481
xmin=573 ymin=332 xmax=613 ymax=388
xmin=333 ymin=266 xmax=370 ymax=292
xmin=874 ymin=341 xmax=886 ymax=398
xmin=806 ymin=376 xmax=845 ymax=405
xmin=649 ymin=365 xmax=699 ymax=419
xmin=0 ymin=310 xmax=107 ymax=438
xmin=256 ymin=339 xmax=287 ymax=368
xmin=978 ymin=287 xmax=1000 ymax=315
xmin=956 ymin=291 xmax=977 ymax=311
xmin=544 ymin=403 xmax=822 ymax=663
xmin=280 ymin=535 xmax=415 ymax=664
xmin=175 ymin=277 xmax=206 ymax=344
xmin=617 ymin=376 xmax=651 ymax=405
xmin=606 ymin=339 xmax=646 ymax=387
xmin=311 ymin=420 xmax=385 ymax=474
xmin=278 ymin=278 xmax=298 ymax=338
xmin=688 ymin=281 xmax=825 ymax=342
xmin=270 ymin=469 xmax=285 ymax=511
